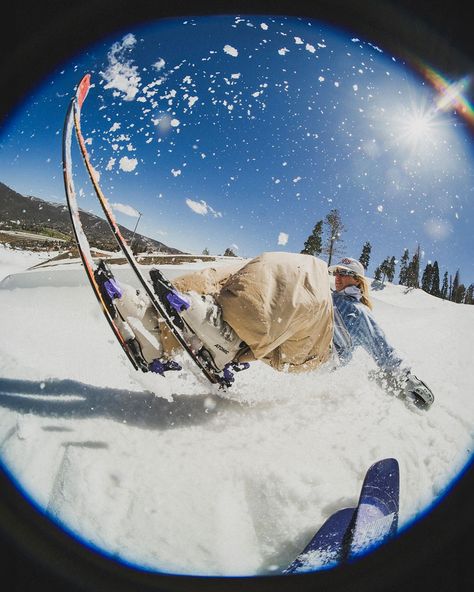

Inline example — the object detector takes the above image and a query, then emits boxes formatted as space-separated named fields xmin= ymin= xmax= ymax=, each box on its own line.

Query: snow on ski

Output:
xmin=345 ymin=457 xmax=399 ymax=559
xmin=284 ymin=507 xmax=356 ymax=573
xmin=62 ymin=84 xmax=140 ymax=371
xmin=67 ymin=73 xmax=226 ymax=387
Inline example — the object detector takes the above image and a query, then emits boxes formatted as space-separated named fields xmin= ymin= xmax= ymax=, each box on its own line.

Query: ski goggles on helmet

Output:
xmin=332 ymin=267 xmax=357 ymax=278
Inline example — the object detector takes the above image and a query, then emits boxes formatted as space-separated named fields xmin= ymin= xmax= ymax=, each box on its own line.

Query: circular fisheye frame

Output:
xmin=1 ymin=2 xmax=473 ymax=591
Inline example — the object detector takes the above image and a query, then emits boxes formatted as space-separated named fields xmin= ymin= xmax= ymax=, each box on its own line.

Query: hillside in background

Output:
xmin=0 ymin=182 xmax=184 ymax=254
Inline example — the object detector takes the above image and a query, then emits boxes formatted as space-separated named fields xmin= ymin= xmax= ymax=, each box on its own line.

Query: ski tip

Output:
xmin=366 ymin=458 xmax=400 ymax=481
xmin=76 ymin=74 xmax=91 ymax=108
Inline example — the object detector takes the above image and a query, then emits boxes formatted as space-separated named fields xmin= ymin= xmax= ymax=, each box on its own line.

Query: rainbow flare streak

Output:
xmin=421 ymin=66 xmax=474 ymax=129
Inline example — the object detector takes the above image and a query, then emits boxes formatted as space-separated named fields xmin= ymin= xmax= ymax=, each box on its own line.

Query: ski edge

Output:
xmin=62 ymin=95 xmax=140 ymax=371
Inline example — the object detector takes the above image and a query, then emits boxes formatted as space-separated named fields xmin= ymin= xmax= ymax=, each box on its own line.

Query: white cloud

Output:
xmin=119 ymin=156 xmax=138 ymax=172
xmin=278 ymin=48 xmax=290 ymax=56
xmin=105 ymin=158 xmax=116 ymax=171
xmin=101 ymin=34 xmax=141 ymax=101
xmin=185 ymin=199 xmax=222 ymax=218
xmin=153 ymin=58 xmax=166 ymax=71
xmin=110 ymin=202 xmax=140 ymax=217
xmin=278 ymin=232 xmax=289 ymax=246
xmin=152 ymin=114 xmax=172 ymax=133
xmin=223 ymin=44 xmax=238 ymax=57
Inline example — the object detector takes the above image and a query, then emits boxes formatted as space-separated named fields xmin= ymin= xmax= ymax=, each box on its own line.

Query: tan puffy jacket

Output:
xmin=160 ymin=252 xmax=334 ymax=373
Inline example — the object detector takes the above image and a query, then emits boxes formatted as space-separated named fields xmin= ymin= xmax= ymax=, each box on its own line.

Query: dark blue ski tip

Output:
xmin=284 ymin=458 xmax=400 ymax=575
xmin=346 ymin=457 xmax=400 ymax=560
xmin=284 ymin=508 xmax=356 ymax=574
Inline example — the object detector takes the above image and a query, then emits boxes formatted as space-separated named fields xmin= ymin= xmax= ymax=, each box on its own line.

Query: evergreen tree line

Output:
xmin=301 ymin=209 xmax=473 ymax=305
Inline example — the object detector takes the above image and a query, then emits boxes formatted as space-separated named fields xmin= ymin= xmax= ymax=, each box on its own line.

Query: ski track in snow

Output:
xmin=0 ymin=246 xmax=473 ymax=576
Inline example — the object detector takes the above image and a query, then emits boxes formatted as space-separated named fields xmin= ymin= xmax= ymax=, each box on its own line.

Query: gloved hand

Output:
xmin=403 ymin=373 xmax=435 ymax=409
xmin=368 ymin=368 xmax=434 ymax=410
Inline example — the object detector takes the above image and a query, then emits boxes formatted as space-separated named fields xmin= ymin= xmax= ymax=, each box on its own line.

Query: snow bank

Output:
xmin=0 ymin=244 xmax=59 ymax=282
xmin=0 ymin=249 xmax=473 ymax=576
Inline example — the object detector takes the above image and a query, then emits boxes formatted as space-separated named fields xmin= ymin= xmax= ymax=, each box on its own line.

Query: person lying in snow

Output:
xmin=95 ymin=252 xmax=434 ymax=408
xmin=328 ymin=257 xmax=434 ymax=408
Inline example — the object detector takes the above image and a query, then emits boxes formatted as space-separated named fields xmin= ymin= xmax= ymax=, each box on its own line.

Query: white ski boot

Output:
xmin=114 ymin=284 xmax=164 ymax=364
xmin=180 ymin=291 xmax=247 ymax=370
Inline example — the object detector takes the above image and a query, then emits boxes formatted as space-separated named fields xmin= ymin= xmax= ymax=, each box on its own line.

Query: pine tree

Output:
xmin=387 ymin=256 xmax=396 ymax=283
xmin=421 ymin=263 xmax=433 ymax=293
xmin=202 ymin=247 xmax=210 ymax=256
xmin=406 ymin=245 xmax=421 ymax=288
xmin=301 ymin=220 xmax=323 ymax=256
xmin=323 ymin=209 xmax=345 ymax=267
xmin=451 ymin=270 xmax=467 ymax=303
xmin=455 ymin=284 xmax=466 ymax=304
xmin=441 ymin=271 xmax=449 ymax=300
xmin=374 ymin=266 xmax=382 ymax=282
xmin=359 ymin=242 xmax=372 ymax=270
xmin=399 ymin=249 xmax=409 ymax=286
xmin=378 ymin=256 xmax=396 ymax=285
xmin=223 ymin=247 xmax=237 ymax=257
xmin=451 ymin=269 xmax=460 ymax=302
xmin=379 ymin=259 xmax=389 ymax=284
xmin=430 ymin=261 xmax=440 ymax=297
xmin=465 ymin=284 xmax=474 ymax=305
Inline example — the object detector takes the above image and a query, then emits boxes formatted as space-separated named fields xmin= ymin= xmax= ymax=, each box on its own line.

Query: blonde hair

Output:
xmin=356 ymin=275 xmax=373 ymax=310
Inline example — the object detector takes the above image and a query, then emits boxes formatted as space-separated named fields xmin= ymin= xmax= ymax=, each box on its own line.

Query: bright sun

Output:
xmin=387 ymin=98 xmax=445 ymax=159
xmin=401 ymin=111 xmax=435 ymax=142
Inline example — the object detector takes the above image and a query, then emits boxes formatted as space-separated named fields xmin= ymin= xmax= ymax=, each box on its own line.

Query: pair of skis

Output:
xmin=62 ymin=74 xmax=233 ymax=388
xmin=285 ymin=458 xmax=400 ymax=574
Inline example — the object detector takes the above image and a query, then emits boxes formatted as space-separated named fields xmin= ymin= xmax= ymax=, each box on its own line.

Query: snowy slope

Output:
xmin=0 ymin=246 xmax=473 ymax=576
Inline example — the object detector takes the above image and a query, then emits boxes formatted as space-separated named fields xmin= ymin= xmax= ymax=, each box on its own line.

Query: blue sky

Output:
xmin=1 ymin=14 xmax=473 ymax=285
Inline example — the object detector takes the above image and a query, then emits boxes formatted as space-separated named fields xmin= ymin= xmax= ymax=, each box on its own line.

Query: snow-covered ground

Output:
xmin=0 ymin=245 xmax=473 ymax=576
xmin=0 ymin=243 xmax=60 ymax=279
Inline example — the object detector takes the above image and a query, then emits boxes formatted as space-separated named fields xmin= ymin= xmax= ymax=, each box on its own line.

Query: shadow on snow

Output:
xmin=0 ymin=377 xmax=238 ymax=431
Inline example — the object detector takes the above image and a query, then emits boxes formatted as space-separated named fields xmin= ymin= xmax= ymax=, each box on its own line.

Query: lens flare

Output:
xmin=420 ymin=65 xmax=474 ymax=128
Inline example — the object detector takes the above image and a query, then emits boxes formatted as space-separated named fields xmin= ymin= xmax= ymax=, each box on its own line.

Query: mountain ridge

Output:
xmin=0 ymin=181 xmax=184 ymax=254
